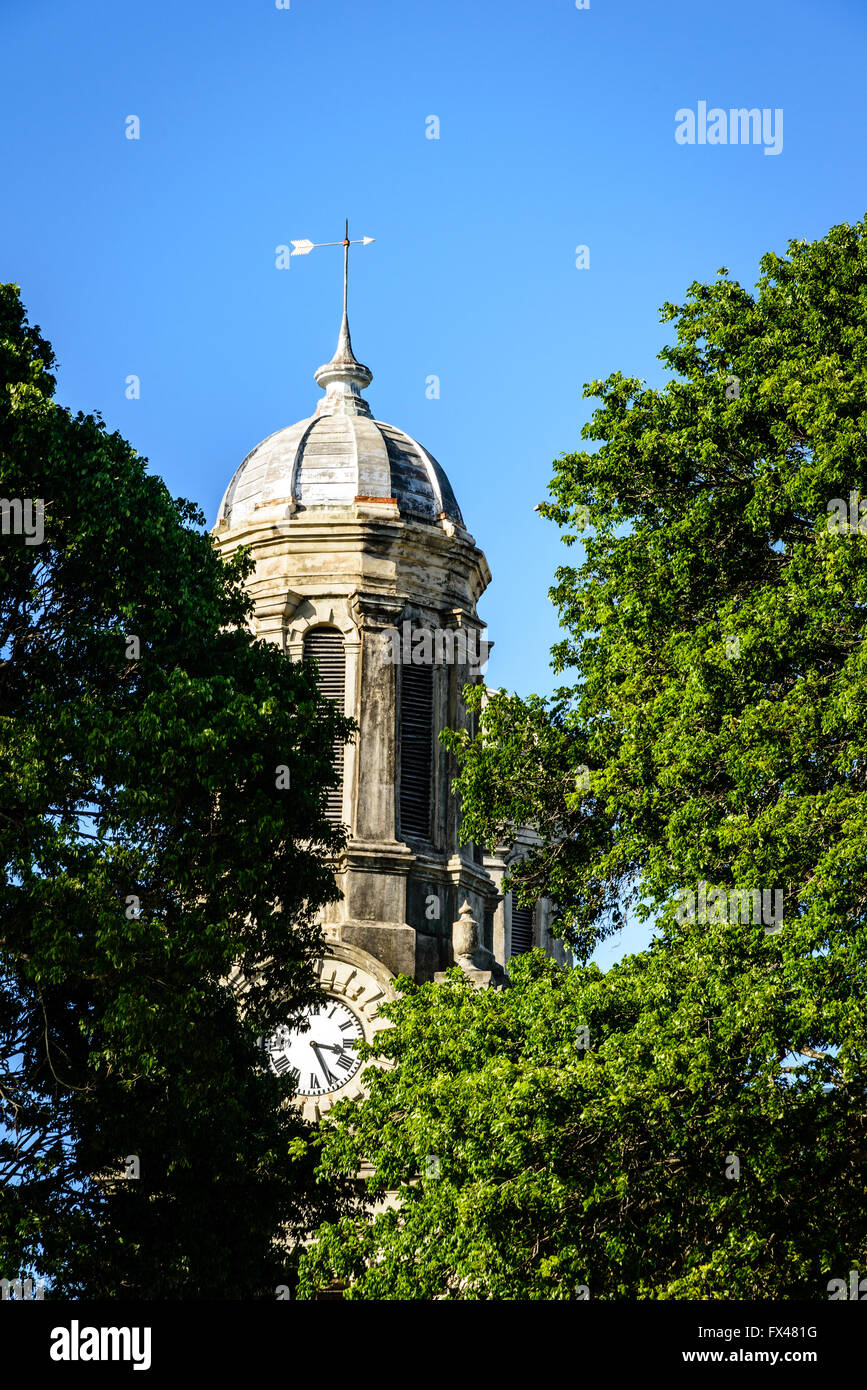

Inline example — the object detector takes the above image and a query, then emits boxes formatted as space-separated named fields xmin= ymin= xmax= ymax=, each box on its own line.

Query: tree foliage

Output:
xmin=447 ymin=217 xmax=867 ymax=959
xmin=0 ymin=285 xmax=353 ymax=1297
xmin=301 ymin=219 xmax=867 ymax=1298
xmin=299 ymin=947 xmax=865 ymax=1299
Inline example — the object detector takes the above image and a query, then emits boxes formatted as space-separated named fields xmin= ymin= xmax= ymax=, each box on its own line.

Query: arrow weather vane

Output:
xmin=290 ymin=218 xmax=375 ymax=317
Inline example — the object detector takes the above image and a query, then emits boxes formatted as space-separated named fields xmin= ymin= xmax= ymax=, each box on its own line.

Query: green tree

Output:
xmin=299 ymin=218 xmax=867 ymax=1298
xmin=0 ymin=284 xmax=353 ymax=1298
xmin=299 ymin=950 xmax=866 ymax=1299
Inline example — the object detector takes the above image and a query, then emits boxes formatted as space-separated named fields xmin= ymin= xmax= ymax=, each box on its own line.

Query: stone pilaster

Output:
xmin=350 ymin=592 xmax=405 ymax=842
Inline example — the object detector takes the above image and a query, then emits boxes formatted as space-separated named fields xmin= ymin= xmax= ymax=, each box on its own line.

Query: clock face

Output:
xmin=267 ymin=998 xmax=365 ymax=1097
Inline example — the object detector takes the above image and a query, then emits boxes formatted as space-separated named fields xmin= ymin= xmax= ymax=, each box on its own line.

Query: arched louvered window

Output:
xmin=303 ymin=627 xmax=346 ymax=825
xmin=400 ymin=662 xmax=433 ymax=839
xmin=510 ymin=902 xmax=535 ymax=956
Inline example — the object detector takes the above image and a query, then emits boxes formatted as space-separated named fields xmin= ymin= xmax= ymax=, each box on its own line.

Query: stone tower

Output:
xmin=212 ymin=301 xmax=565 ymax=1117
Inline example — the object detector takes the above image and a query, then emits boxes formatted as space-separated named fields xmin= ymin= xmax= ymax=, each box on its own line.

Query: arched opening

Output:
xmin=303 ymin=626 xmax=346 ymax=826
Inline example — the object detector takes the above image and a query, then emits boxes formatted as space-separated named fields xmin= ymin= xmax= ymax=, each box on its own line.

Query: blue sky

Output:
xmin=3 ymin=0 xmax=866 ymax=963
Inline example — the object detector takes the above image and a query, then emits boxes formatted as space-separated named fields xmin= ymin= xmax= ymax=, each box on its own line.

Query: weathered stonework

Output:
xmin=213 ymin=309 xmax=566 ymax=986
xmin=433 ymin=900 xmax=508 ymax=989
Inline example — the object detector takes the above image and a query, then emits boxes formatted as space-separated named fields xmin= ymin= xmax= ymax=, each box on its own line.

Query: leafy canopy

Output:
xmin=0 ymin=284 xmax=353 ymax=1297
xmin=302 ymin=219 xmax=867 ymax=1299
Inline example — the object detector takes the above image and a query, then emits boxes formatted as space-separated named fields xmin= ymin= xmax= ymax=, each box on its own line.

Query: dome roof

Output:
xmin=217 ymin=313 xmax=464 ymax=529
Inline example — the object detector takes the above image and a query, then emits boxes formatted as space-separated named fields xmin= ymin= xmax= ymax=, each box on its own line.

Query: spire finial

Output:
xmin=288 ymin=221 xmax=376 ymax=416
xmin=343 ymin=216 xmax=349 ymax=321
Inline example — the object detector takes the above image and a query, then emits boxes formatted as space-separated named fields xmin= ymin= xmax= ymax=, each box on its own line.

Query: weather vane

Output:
xmin=290 ymin=219 xmax=375 ymax=317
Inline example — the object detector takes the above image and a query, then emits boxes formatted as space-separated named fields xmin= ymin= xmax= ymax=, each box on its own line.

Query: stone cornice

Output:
xmin=212 ymin=512 xmax=491 ymax=597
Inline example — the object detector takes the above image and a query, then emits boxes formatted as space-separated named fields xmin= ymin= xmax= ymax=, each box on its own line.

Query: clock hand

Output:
xmin=311 ymin=1042 xmax=339 ymax=1082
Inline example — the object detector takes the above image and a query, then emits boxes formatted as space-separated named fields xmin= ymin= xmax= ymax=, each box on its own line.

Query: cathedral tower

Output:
xmin=213 ymin=285 xmax=563 ymax=1117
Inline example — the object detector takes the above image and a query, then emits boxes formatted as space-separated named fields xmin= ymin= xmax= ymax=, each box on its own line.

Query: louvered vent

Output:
xmin=510 ymin=903 xmax=534 ymax=956
xmin=303 ymin=627 xmax=345 ymax=825
xmin=400 ymin=662 xmax=433 ymax=839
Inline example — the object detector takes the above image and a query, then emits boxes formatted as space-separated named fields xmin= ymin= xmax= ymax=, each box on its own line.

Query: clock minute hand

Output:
xmin=311 ymin=1042 xmax=339 ymax=1082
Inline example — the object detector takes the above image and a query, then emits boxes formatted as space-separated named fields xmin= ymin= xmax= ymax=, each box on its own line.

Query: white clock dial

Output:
xmin=267 ymin=998 xmax=365 ymax=1097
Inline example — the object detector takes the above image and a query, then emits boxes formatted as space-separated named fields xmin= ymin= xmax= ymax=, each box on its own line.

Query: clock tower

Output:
xmin=213 ymin=293 xmax=565 ymax=1118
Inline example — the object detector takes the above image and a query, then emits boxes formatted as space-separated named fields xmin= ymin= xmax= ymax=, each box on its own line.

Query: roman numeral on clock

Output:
xmin=272 ymin=1055 xmax=293 ymax=1075
xmin=309 ymin=1072 xmax=318 ymax=1090
xmin=337 ymin=1053 xmax=354 ymax=1071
